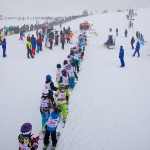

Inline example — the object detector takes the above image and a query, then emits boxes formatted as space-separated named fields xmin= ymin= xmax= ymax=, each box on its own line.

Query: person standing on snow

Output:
xmin=61 ymin=35 xmax=65 ymax=50
xmin=26 ymin=39 xmax=34 ymax=59
xmin=131 ymin=37 xmax=135 ymax=49
xmin=124 ymin=29 xmax=128 ymax=37
xmin=133 ymin=41 xmax=140 ymax=57
xmin=136 ymin=31 xmax=139 ymax=39
xmin=31 ymin=37 xmax=37 ymax=55
xmin=116 ymin=28 xmax=118 ymax=36
xmin=2 ymin=38 xmax=7 ymax=57
xmin=49 ymin=37 xmax=53 ymax=50
xmin=119 ymin=46 xmax=125 ymax=67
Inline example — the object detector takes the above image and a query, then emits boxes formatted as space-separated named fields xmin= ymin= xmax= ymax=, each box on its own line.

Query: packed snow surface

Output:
xmin=0 ymin=8 xmax=150 ymax=150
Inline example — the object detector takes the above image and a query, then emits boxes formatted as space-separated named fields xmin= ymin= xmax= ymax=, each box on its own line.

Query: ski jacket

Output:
xmin=46 ymin=113 xmax=60 ymax=131
xmin=40 ymin=97 xmax=52 ymax=114
xmin=45 ymin=35 xmax=49 ymax=43
xmin=38 ymin=37 xmax=43 ymax=44
xmin=31 ymin=38 xmax=37 ymax=47
xmin=131 ymin=37 xmax=135 ymax=44
xmin=119 ymin=47 xmax=124 ymax=58
xmin=44 ymin=80 xmax=58 ymax=95
xmin=55 ymin=89 xmax=67 ymax=105
xmin=125 ymin=30 xmax=128 ymax=35
xmin=135 ymin=41 xmax=140 ymax=51
xmin=61 ymin=36 xmax=65 ymax=43
xmin=2 ymin=40 xmax=6 ymax=50
xmin=69 ymin=32 xmax=74 ymax=38
xmin=49 ymin=37 xmax=53 ymax=44
xmin=26 ymin=41 xmax=31 ymax=50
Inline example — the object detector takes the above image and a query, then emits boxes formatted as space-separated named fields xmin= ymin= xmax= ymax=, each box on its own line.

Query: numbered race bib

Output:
xmin=47 ymin=118 xmax=58 ymax=128
xmin=58 ymin=93 xmax=66 ymax=99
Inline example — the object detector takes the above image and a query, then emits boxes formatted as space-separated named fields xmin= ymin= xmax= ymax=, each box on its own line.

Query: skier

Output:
xmin=69 ymin=31 xmax=74 ymax=44
xmin=133 ymin=41 xmax=140 ymax=57
xmin=40 ymin=89 xmax=52 ymax=127
xmin=38 ymin=36 xmax=43 ymax=51
xmin=43 ymin=107 xmax=61 ymax=150
xmin=2 ymin=38 xmax=7 ymax=57
xmin=67 ymin=63 xmax=78 ymax=89
xmin=31 ymin=37 xmax=37 ymax=55
xmin=116 ymin=28 xmax=118 ymax=36
xmin=18 ymin=123 xmax=39 ymax=150
xmin=36 ymin=39 xmax=40 ymax=53
xmin=124 ymin=29 xmax=128 ymax=37
xmin=26 ymin=39 xmax=34 ymax=59
xmin=49 ymin=37 xmax=53 ymax=50
xmin=45 ymin=34 xmax=49 ymax=48
xmin=119 ymin=46 xmax=125 ymax=67
xmin=56 ymin=64 xmax=62 ymax=88
xmin=44 ymin=75 xmax=58 ymax=106
xmin=55 ymin=85 xmax=67 ymax=122
xmin=131 ymin=37 xmax=135 ymax=49
xmin=61 ymin=35 xmax=65 ymax=49
xmin=54 ymin=32 xmax=59 ymax=46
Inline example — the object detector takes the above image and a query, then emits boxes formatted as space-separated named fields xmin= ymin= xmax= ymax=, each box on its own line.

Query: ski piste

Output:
xmin=43 ymin=132 xmax=61 ymax=150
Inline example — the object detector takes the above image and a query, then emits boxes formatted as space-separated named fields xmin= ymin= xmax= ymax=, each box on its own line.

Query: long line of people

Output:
xmin=18 ymin=31 xmax=87 ymax=150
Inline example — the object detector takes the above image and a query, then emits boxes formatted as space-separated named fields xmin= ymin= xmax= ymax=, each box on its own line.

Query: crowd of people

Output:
xmin=18 ymin=25 xmax=88 ymax=150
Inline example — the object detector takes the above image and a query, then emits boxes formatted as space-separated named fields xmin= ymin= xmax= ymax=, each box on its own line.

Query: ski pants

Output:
xmin=120 ymin=58 xmax=125 ymax=67
xmin=39 ymin=43 xmax=42 ymax=50
xmin=65 ymin=88 xmax=70 ymax=101
xmin=3 ymin=49 xmax=6 ymax=57
xmin=44 ymin=130 xmax=57 ymax=147
xmin=131 ymin=43 xmax=134 ymax=49
xmin=58 ymin=103 xmax=67 ymax=119
xmin=133 ymin=50 xmax=140 ymax=57
xmin=62 ymin=43 xmax=64 ymax=49
xmin=57 ymin=82 xmax=60 ymax=88
xmin=32 ymin=47 xmax=36 ymax=55
xmin=27 ymin=49 xmax=33 ymax=58
xmin=69 ymin=77 xmax=75 ymax=88
xmin=75 ymin=59 xmax=79 ymax=72
xmin=50 ymin=44 xmax=53 ymax=49
xmin=41 ymin=113 xmax=49 ymax=127
xmin=78 ymin=57 xmax=81 ymax=66
xmin=36 ymin=45 xmax=40 ymax=53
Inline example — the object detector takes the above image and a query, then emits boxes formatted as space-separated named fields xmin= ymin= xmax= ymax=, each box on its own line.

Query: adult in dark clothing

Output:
xmin=61 ymin=36 xmax=65 ymax=49
xmin=55 ymin=33 xmax=59 ymax=46
xmin=136 ymin=31 xmax=139 ymax=39
xmin=131 ymin=37 xmax=135 ymax=49
xmin=138 ymin=32 xmax=141 ymax=39
xmin=60 ymin=30 xmax=63 ymax=43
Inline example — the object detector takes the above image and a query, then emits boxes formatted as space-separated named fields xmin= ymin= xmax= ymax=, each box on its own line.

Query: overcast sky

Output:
xmin=0 ymin=0 xmax=150 ymax=17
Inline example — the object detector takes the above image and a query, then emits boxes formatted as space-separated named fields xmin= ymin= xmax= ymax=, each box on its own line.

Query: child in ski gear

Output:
xmin=2 ymin=38 xmax=7 ymax=57
xmin=119 ymin=46 xmax=125 ymax=67
xmin=36 ymin=39 xmax=40 ymax=53
xmin=67 ymin=64 xmax=78 ymax=89
xmin=133 ymin=41 xmax=140 ymax=57
xmin=56 ymin=64 xmax=62 ymax=88
xmin=26 ymin=39 xmax=34 ymax=58
xmin=59 ymin=70 xmax=70 ymax=104
xmin=44 ymin=75 xmax=58 ymax=106
xmin=40 ymin=89 xmax=52 ymax=127
xmin=43 ymin=107 xmax=60 ymax=150
xmin=45 ymin=34 xmax=49 ymax=48
xmin=18 ymin=123 xmax=39 ymax=150
xmin=55 ymin=85 xmax=67 ymax=121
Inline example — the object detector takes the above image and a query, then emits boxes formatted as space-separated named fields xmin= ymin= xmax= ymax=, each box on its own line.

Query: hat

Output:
xmin=20 ymin=123 xmax=32 ymax=135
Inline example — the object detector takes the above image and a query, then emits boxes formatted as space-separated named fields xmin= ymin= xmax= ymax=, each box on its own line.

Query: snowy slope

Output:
xmin=0 ymin=8 xmax=150 ymax=150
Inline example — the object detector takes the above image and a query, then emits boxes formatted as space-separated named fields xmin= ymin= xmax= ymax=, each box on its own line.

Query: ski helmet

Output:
xmin=63 ymin=60 xmax=68 ymax=65
xmin=20 ymin=123 xmax=32 ymax=135
xmin=42 ymin=89 xmax=49 ymax=97
xmin=62 ymin=69 xmax=67 ymax=76
xmin=53 ymin=106 xmax=62 ymax=114
xmin=67 ymin=55 xmax=71 ymax=58
xmin=56 ymin=64 xmax=61 ymax=69
xmin=46 ymin=75 xmax=51 ymax=80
